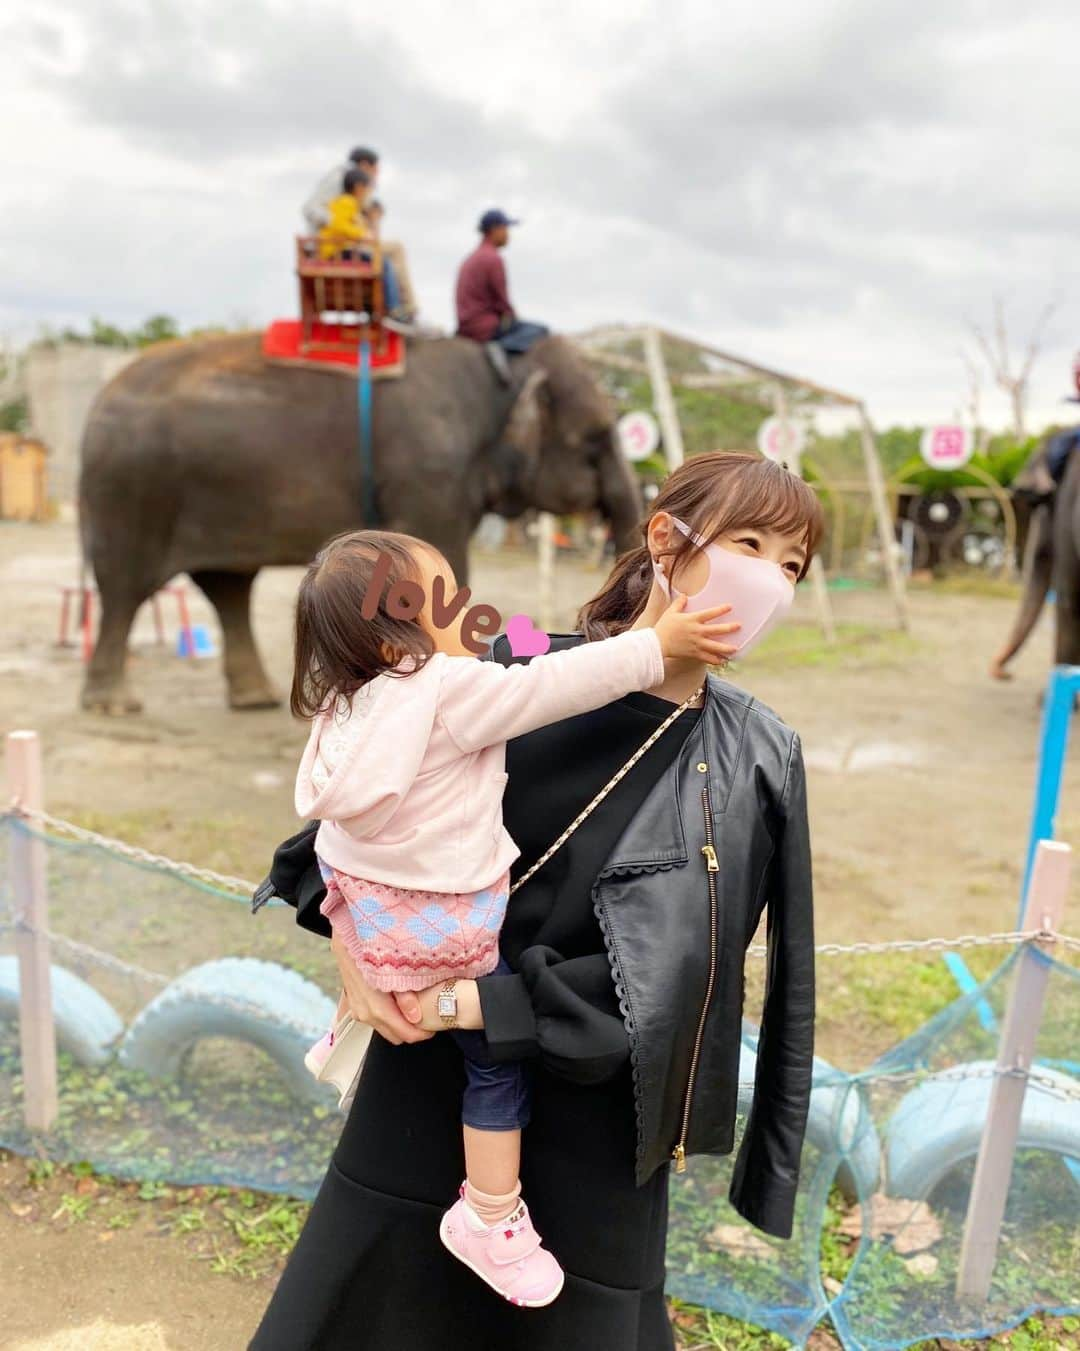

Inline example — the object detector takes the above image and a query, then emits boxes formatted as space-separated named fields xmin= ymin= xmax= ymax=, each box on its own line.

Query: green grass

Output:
xmin=909 ymin=573 xmax=1021 ymax=601
xmin=736 ymin=622 xmax=918 ymax=674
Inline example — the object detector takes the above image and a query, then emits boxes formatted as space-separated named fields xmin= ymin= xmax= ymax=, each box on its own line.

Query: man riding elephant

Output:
xmin=990 ymin=353 xmax=1080 ymax=680
xmin=455 ymin=210 xmax=550 ymax=383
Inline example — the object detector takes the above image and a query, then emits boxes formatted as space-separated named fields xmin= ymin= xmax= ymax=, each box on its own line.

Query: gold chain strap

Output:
xmin=508 ymin=685 xmax=705 ymax=897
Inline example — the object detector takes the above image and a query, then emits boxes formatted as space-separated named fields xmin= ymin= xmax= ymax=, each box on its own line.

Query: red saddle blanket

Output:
xmin=262 ymin=321 xmax=406 ymax=378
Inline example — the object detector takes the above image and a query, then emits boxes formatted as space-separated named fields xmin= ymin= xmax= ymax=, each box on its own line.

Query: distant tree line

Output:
xmin=33 ymin=314 xmax=232 ymax=351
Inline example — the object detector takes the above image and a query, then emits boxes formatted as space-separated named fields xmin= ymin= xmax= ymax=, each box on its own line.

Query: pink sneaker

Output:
xmin=439 ymin=1188 xmax=565 ymax=1308
xmin=304 ymin=1029 xmax=335 ymax=1078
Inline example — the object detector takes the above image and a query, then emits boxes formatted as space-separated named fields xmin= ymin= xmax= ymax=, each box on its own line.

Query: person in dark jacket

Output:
xmin=455 ymin=209 xmax=550 ymax=383
xmin=250 ymin=451 xmax=823 ymax=1351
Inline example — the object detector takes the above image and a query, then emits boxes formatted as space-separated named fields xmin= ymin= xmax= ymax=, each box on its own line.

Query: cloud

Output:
xmin=11 ymin=0 xmax=526 ymax=170
xmin=1 ymin=0 xmax=1076 ymax=426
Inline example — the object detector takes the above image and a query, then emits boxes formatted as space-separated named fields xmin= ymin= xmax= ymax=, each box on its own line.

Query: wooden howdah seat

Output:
xmin=295 ymin=236 xmax=387 ymax=355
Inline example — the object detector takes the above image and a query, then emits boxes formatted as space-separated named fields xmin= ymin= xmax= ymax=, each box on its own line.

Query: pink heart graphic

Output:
xmin=505 ymin=613 xmax=551 ymax=658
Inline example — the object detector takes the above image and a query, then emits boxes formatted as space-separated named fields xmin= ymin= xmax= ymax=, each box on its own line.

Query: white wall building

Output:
xmin=24 ymin=344 xmax=138 ymax=508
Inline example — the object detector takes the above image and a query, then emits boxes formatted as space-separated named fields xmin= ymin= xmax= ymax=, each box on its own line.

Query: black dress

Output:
xmin=251 ymin=691 xmax=701 ymax=1351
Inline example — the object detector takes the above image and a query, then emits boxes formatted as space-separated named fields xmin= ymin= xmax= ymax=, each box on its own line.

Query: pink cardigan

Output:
xmin=295 ymin=628 xmax=665 ymax=895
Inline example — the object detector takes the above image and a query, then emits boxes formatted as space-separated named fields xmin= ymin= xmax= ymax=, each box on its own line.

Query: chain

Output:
xmin=508 ymin=684 xmax=705 ymax=897
xmin=6 ymin=921 xmax=329 ymax=1040
xmin=843 ymin=1063 xmax=1080 ymax=1105
xmin=4 ymin=806 xmax=256 ymax=897
xmin=747 ymin=929 xmax=1078 ymax=959
xmin=36 ymin=928 xmax=170 ymax=987
xmin=7 ymin=911 xmax=1080 ymax=1101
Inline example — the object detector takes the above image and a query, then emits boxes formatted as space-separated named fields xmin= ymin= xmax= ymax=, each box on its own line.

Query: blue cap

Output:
xmin=479 ymin=208 xmax=519 ymax=233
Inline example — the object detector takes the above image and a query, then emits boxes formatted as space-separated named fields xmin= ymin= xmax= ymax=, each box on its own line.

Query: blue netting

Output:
xmin=1 ymin=813 xmax=1079 ymax=1348
xmin=668 ymin=949 xmax=1080 ymax=1347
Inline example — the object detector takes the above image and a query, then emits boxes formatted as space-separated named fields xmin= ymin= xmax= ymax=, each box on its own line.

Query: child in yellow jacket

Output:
xmin=318 ymin=168 xmax=373 ymax=259
xmin=315 ymin=167 xmax=410 ymax=321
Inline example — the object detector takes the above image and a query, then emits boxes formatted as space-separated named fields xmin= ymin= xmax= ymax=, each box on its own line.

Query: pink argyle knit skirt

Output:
xmin=319 ymin=863 xmax=512 ymax=993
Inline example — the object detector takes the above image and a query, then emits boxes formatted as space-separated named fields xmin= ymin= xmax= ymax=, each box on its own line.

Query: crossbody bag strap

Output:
xmin=508 ymin=683 xmax=705 ymax=897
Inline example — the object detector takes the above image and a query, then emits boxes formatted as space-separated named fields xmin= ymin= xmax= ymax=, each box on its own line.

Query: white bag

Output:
xmin=305 ymin=1011 xmax=373 ymax=1112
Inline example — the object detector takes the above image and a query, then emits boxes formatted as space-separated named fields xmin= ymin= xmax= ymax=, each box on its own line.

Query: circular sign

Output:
xmin=617 ymin=410 xmax=660 ymax=462
xmin=756 ymin=416 xmax=806 ymax=464
xmin=919 ymin=425 xmax=974 ymax=471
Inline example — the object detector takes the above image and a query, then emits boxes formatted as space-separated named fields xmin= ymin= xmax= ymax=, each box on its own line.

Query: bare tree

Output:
xmin=957 ymin=347 xmax=990 ymax=453
xmin=969 ymin=295 xmax=1059 ymax=439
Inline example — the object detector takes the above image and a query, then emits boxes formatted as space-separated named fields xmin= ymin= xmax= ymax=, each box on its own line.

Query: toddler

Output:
xmin=291 ymin=529 xmax=735 ymax=1307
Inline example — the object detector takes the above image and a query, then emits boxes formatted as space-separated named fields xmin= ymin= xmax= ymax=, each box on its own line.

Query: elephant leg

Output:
xmin=81 ymin=586 xmax=145 ymax=715
xmin=189 ymin=570 xmax=280 ymax=711
xmin=1054 ymin=587 xmax=1080 ymax=668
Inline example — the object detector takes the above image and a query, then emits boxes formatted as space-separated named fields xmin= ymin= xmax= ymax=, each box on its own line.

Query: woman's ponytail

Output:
xmin=577 ymin=544 xmax=653 ymax=640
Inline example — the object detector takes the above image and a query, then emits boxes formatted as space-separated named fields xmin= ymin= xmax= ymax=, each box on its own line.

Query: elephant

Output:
xmin=78 ymin=333 xmax=643 ymax=714
xmin=990 ymin=435 xmax=1076 ymax=680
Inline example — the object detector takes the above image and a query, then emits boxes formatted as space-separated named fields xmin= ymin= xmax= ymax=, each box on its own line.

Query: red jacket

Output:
xmin=455 ymin=240 xmax=514 ymax=341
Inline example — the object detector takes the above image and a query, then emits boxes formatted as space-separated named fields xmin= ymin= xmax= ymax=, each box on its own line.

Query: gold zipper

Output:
xmin=673 ymin=788 xmax=720 ymax=1173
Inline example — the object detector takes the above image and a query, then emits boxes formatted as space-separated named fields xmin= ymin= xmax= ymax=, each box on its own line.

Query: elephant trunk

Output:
xmin=597 ymin=439 xmax=644 ymax=555
xmin=990 ymin=501 xmax=1053 ymax=679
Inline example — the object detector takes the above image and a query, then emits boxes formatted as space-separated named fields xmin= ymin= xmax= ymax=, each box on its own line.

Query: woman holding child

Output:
xmin=251 ymin=451 xmax=822 ymax=1351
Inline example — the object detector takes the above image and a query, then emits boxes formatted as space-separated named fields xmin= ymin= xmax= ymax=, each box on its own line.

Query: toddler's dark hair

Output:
xmin=342 ymin=167 xmax=371 ymax=195
xmin=290 ymin=530 xmax=436 ymax=720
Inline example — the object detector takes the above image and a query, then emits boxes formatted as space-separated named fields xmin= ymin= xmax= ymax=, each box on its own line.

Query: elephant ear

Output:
xmin=487 ymin=369 xmax=550 ymax=512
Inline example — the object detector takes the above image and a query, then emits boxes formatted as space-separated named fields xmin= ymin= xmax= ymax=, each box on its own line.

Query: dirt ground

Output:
xmin=0 ymin=1152 xmax=277 ymax=1351
xmin=2 ymin=518 xmax=1079 ymax=1349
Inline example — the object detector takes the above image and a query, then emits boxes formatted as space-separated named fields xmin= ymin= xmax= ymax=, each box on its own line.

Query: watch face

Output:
xmin=437 ymin=994 xmax=456 ymax=1018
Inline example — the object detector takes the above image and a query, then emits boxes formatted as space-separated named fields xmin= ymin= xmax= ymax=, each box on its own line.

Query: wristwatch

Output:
xmin=437 ymin=980 xmax=459 ymax=1029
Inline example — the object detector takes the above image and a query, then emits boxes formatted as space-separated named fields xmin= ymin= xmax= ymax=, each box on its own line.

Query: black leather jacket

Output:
xmin=255 ymin=654 xmax=815 ymax=1240
xmin=588 ymin=668 xmax=815 ymax=1239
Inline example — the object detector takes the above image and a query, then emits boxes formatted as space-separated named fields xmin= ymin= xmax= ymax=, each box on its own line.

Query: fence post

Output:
xmin=6 ymin=730 xmax=58 ymax=1132
xmin=773 ymin=381 xmax=836 ymax=645
xmin=536 ymin=511 xmax=556 ymax=632
xmin=955 ymin=838 xmax=1070 ymax=1303
xmin=856 ymin=404 xmax=909 ymax=631
xmin=642 ymin=328 xmax=685 ymax=470
xmin=1019 ymin=666 xmax=1080 ymax=924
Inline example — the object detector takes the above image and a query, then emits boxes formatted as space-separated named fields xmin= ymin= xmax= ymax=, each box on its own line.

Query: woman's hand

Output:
xmin=393 ymin=980 xmax=484 ymax=1032
xmin=654 ymin=594 xmax=741 ymax=665
xmin=331 ymin=933 xmax=434 ymax=1045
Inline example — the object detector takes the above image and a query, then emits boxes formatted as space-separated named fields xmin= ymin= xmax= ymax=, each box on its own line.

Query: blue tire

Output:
xmin=0 ymin=956 xmax=124 ymax=1067
xmin=119 ymin=957 xmax=337 ymax=1104
xmin=739 ymin=1032 xmax=881 ymax=1201
xmin=886 ymin=1060 xmax=1080 ymax=1198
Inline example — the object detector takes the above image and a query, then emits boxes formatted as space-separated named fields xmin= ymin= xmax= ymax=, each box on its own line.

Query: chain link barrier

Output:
xmin=4 ymin=805 xmax=254 ymax=897
xmin=5 ymin=805 xmax=1080 ymax=960
xmin=7 ymin=908 xmax=1080 ymax=1104
xmin=749 ymin=930 xmax=1080 ymax=958
xmin=5 ymin=802 xmax=1080 ymax=1101
xmin=2 ymin=919 xmax=333 ymax=1041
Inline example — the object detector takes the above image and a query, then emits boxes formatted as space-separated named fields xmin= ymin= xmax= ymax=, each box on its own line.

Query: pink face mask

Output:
xmin=652 ymin=516 xmax=795 ymax=655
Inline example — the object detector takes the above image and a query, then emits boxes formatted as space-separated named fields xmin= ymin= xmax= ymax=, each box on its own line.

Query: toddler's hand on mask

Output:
xmin=654 ymin=594 xmax=741 ymax=665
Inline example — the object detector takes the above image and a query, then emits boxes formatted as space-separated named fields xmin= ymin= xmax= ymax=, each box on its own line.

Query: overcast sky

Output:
xmin=2 ymin=0 xmax=1077 ymax=428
